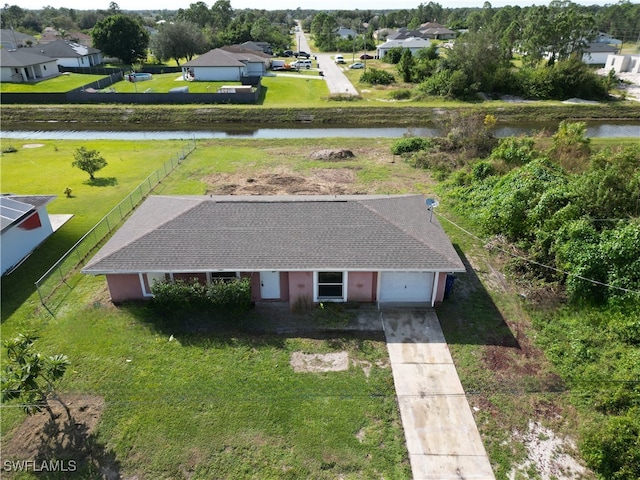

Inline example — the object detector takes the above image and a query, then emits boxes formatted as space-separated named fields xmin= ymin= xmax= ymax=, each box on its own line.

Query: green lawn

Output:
xmin=0 ymin=73 xmax=106 ymax=93
xmin=0 ymin=138 xmax=412 ymax=479
xmin=0 ymin=139 xmax=192 ymax=323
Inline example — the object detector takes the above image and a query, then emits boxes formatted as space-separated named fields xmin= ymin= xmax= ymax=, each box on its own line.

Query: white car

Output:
xmin=349 ymin=62 xmax=365 ymax=69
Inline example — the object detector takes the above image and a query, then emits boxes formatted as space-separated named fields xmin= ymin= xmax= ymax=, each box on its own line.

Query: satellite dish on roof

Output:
xmin=425 ymin=198 xmax=439 ymax=222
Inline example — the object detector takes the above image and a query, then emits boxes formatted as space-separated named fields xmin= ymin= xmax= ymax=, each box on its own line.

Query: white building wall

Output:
xmin=1 ymin=207 xmax=54 ymax=275
xmin=190 ymin=66 xmax=244 ymax=81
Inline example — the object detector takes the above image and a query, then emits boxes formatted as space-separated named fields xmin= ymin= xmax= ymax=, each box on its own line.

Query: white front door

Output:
xmin=260 ymin=271 xmax=281 ymax=299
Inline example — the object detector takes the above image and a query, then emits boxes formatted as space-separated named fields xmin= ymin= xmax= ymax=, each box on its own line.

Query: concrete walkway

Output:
xmin=381 ymin=307 xmax=495 ymax=480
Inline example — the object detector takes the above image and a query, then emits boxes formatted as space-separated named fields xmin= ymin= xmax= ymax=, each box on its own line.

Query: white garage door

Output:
xmin=379 ymin=272 xmax=434 ymax=303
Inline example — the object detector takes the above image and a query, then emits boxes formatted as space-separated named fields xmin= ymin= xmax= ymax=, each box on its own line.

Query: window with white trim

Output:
xmin=315 ymin=271 xmax=346 ymax=301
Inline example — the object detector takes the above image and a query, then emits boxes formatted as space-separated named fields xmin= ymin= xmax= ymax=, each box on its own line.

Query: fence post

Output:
xmin=34 ymin=141 xmax=197 ymax=309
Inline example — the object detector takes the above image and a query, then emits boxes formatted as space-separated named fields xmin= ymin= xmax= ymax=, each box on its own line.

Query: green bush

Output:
xmin=359 ymin=68 xmax=396 ymax=85
xmin=391 ymin=136 xmax=431 ymax=155
xmin=581 ymin=411 xmax=640 ymax=479
xmin=388 ymin=89 xmax=412 ymax=100
xmin=490 ymin=136 xmax=537 ymax=166
xmin=151 ymin=278 xmax=251 ymax=315
xmin=206 ymin=278 xmax=251 ymax=312
xmin=2 ymin=145 xmax=18 ymax=153
xmin=382 ymin=47 xmax=403 ymax=64
xmin=517 ymin=59 xmax=607 ymax=100
xmin=418 ymin=70 xmax=472 ymax=99
xmin=472 ymin=160 xmax=495 ymax=180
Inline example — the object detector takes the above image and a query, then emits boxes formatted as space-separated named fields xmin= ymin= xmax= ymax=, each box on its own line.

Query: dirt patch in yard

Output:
xmin=290 ymin=351 xmax=349 ymax=373
xmin=2 ymin=394 xmax=121 ymax=478
xmin=509 ymin=421 xmax=589 ymax=480
xmin=205 ymin=167 xmax=359 ymax=196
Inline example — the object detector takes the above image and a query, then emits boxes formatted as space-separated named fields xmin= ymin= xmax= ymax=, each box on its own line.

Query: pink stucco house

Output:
xmin=82 ymin=194 xmax=465 ymax=307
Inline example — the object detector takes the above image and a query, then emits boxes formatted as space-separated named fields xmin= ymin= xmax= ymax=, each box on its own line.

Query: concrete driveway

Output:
xmin=381 ymin=307 xmax=495 ymax=480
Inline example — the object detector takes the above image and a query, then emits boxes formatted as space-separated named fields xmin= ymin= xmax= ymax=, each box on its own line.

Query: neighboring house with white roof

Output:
xmin=82 ymin=195 xmax=465 ymax=307
xmin=0 ymin=49 xmax=59 ymax=82
xmin=24 ymin=39 xmax=103 ymax=68
xmin=377 ymin=37 xmax=432 ymax=58
xmin=181 ymin=47 xmax=270 ymax=81
xmin=1 ymin=195 xmax=56 ymax=275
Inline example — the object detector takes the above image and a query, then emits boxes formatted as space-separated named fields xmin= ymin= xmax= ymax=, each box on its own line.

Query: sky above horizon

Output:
xmin=15 ymin=0 xmax=625 ymax=11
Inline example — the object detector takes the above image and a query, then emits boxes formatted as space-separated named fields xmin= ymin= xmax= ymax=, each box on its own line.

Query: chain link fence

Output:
xmin=35 ymin=140 xmax=197 ymax=312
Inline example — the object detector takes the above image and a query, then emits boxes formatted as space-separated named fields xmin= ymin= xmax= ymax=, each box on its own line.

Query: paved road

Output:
xmin=295 ymin=25 xmax=359 ymax=96
xmin=382 ymin=307 xmax=495 ymax=480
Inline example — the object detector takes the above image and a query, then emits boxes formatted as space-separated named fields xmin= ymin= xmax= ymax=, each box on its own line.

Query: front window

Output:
xmin=210 ymin=272 xmax=239 ymax=282
xmin=316 ymin=271 xmax=346 ymax=301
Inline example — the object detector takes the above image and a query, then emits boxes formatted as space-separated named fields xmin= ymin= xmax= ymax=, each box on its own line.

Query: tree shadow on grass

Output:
xmin=3 ymin=395 xmax=121 ymax=480
xmin=436 ymin=245 xmax=520 ymax=349
xmin=118 ymin=301 xmax=383 ymax=349
xmin=86 ymin=177 xmax=118 ymax=187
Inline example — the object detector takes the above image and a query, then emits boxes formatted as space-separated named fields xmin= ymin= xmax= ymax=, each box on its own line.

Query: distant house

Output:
xmin=1 ymin=195 xmax=56 ymax=275
xmin=418 ymin=22 xmax=456 ymax=40
xmin=38 ymin=28 xmax=93 ymax=47
xmin=181 ymin=47 xmax=270 ymax=81
xmin=604 ymin=54 xmax=640 ymax=74
xmin=337 ymin=27 xmax=357 ymax=39
xmin=82 ymin=195 xmax=465 ymax=307
xmin=594 ymin=32 xmax=622 ymax=45
xmin=24 ymin=39 xmax=103 ymax=68
xmin=0 ymin=29 xmax=37 ymax=49
xmin=240 ymin=41 xmax=273 ymax=55
xmin=386 ymin=23 xmax=455 ymax=42
xmin=582 ymin=43 xmax=619 ymax=65
xmin=377 ymin=37 xmax=432 ymax=58
xmin=0 ymin=49 xmax=59 ymax=83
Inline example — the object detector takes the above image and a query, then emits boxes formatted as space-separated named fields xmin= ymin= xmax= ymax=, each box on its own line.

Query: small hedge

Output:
xmin=151 ymin=278 xmax=251 ymax=316
xmin=391 ymin=136 xmax=431 ymax=155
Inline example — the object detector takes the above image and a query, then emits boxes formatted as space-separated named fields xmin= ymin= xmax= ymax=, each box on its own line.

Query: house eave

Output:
xmin=83 ymin=266 xmax=466 ymax=276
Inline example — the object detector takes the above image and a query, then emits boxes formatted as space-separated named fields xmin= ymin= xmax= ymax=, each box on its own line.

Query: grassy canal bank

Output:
xmin=2 ymin=102 xmax=639 ymax=129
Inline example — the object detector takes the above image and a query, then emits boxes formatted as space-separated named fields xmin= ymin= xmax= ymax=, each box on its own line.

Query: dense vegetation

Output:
xmin=393 ymin=117 xmax=640 ymax=478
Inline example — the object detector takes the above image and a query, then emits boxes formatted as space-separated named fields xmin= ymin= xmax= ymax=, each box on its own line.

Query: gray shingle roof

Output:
xmin=26 ymin=39 xmax=100 ymax=58
xmin=82 ymin=195 xmax=465 ymax=274
xmin=0 ymin=48 xmax=57 ymax=67
xmin=182 ymin=47 xmax=268 ymax=67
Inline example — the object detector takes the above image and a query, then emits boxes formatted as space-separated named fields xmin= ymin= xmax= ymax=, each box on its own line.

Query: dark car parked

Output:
xmin=294 ymin=51 xmax=310 ymax=58
xmin=359 ymin=53 xmax=374 ymax=60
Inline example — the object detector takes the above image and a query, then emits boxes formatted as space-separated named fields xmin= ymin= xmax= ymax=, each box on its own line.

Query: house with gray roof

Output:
xmin=24 ymin=39 xmax=103 ymax=68
xmin=0 ymin=49 xmax=59 ymax=83
xmin=0 ymin=29 xmax=37 ymax=49
xmin=181 ymin=47 xmax=270 ymax=81
xmin=82 ymin=195 xmax=465 ymax=306
xmin=1 ymin=195 xmax=56 ymax=275
xmin=377 ymin=37 xmax=432 ymax=59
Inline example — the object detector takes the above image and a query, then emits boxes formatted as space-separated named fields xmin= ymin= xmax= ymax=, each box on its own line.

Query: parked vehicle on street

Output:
xmin=294 ymin=51 xmax=310 ymax=58
xmin=349 ymin=62 xmax=365 ymax=69
xmin=291 ymin=59 xmax=312 ymax=69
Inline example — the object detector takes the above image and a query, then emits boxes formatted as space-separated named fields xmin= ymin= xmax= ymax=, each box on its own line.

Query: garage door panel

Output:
xmin=380 ymin=272 xmax=433 ymax=302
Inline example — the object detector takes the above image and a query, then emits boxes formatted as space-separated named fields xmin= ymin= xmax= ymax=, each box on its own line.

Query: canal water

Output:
xmin=1 ymin=123 xmax=638 ymax=140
